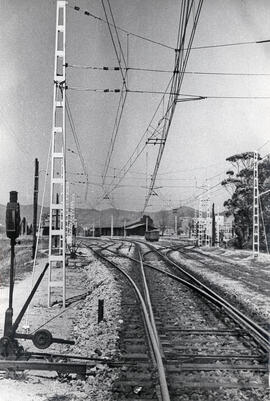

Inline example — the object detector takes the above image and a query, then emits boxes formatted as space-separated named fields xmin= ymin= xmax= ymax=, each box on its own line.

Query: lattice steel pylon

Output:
xmin=66 ymin=182 xmax=71 ymax=246
xmin=48 ymin=0 xmax=67 ymax=307
xmin=198 ymin=197 xmax=203 ymax=247
xmin=192 ymin=208 xmax=197 ymax=242
xmin=253 ymin=151 xmax=259 ymax=258
xmin=205 ymin=189 xmax=211 ymax=247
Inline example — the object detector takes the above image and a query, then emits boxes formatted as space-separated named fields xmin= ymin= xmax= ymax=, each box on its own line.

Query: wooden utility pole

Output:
xmin=124 ymin=219 xmax=126 ymax=238
xmin=111 ymin=214 xmax=114 ymax=238
xmin=32 ymin=158 xmax=39 ymax=259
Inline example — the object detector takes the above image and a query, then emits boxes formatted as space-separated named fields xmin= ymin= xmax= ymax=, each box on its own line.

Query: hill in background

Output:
xmin=0 ymin=204 xmax=197 ymax=230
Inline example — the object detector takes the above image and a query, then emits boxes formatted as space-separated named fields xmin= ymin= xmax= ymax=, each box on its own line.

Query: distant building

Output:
xmin=126 ymin=215 xmax=156 ymax=236
xmin=191 ymin=214 xmax=234 ymax=245
xmin=83 ymin=214 xmax=155 ymax=237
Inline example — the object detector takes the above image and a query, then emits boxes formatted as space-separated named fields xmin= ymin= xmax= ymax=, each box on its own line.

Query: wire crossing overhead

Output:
xmin=143 ymin=0 xmax=204 ymax=212
xmin=69 ymin=2 xmax=270 ymax=51
xmin=65 ymin=94 xmax=89 ymax=201
xmin=101 ymin=76 xmax=174 ymax=197
xmin=100 ymin=0 xmax=128 ymax=190
xmin=67 ymin=63 xmax=270 ymax=77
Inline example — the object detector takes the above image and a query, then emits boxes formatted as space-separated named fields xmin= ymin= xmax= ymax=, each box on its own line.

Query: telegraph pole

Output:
xmin=32 ymin=158 xmax=39 ymax=259
xmin=124 ymin=219 xmax=126 ymax=238
xmin=111 ymin=214 xmax=114 ymax=238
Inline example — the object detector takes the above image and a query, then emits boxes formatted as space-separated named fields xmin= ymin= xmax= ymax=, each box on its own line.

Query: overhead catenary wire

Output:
xmin=65 ymin=94 xmax=89 ymax=200
xmin=68 ymin=63 xmax=270 ymax=77
xmin=100 ymin=0 xmax=129 ymax=189
xmin=68 ymin=86 xmax=270 ymax=99
xmin=68 ymin=2 xmax=270 ymax=52
xmin=103 ymin=76 xmax=174 ymax=195
xmin=65 ymin=1 xmax=269 ymax=213
xmin=96 ymin=1 xmax=205 ymax=202
xmin=143 ymin=0 xmax=204 ymax=212
xmin=68 ymin=2 xmax=174 ymax=50
xmin=100 ymin=0 xmax=127 ymax=87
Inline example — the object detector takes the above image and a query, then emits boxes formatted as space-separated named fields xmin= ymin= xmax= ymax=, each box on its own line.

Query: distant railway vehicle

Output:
xmin=145 ymin=229 xmax=160 ymax=242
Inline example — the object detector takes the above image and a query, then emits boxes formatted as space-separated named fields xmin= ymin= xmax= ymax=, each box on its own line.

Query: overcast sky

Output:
xmin=1 ymin=0 xmax=270 ymax=212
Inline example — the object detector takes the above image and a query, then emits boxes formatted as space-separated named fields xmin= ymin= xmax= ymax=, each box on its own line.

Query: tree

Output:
xmin=223 ymin=152 xmax=270 ymax=249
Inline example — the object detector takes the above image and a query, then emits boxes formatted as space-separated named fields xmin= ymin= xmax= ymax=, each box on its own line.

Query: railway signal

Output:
xmin=4 ymin=191 xmax=20 ymax=338
xmin=0 ymin=189 xmax=78 ymax=372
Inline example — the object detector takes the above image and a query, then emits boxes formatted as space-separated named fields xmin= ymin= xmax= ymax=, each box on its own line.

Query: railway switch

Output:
xmin=1 ymin=191 xmax=75 ymax=367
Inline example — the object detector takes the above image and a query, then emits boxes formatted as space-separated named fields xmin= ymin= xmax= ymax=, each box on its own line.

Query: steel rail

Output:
xmin=85 ymin=244 xmax=171 ymax=401
xmin=139 ymin=241 xmax=270 ymax=352
xmin=138 ymin=251 xmax=160 ymax=346
xmin=84 ymin=239 xmax=270 ymax=353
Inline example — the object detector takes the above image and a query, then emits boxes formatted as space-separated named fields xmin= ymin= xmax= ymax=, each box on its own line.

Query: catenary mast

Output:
xmin=48 ymin=1 xmax=67 ymax=307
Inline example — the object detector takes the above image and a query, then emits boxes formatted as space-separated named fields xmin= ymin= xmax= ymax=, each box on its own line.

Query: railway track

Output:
xmin=156 ymin=241 xmax=270 ymax=329
xmin=84 ymin=237 xmax=269 ymax=401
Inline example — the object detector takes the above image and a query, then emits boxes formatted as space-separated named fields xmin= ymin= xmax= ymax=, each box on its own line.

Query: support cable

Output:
xmin=68 ymin=2 xmax=270 ymax=52
xmin=67 ymin=64 xmax=270 ymax=77
xmin=98 ymin=76 xmax=174 ymax=198
xmin=100 ymin=0 xmax=127 ymax=88
xmin=68 ymin=86 xmax=270 ymax=99
xmin=65 ymin=94 xmax=89 ymax=200
xmin=143 ymin=0 xmax=204 ymax=212
xmin=68 ymin=2 xmax=174 ymax=50
xmin=100 ymin=0 xmax=129 ymax=190
xmin=25 ymin=138 xmax=52 ymax=329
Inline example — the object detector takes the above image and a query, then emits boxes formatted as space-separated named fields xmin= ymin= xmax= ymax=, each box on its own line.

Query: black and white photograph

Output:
xmin=0 ymin=0 xmax=269 ymax=400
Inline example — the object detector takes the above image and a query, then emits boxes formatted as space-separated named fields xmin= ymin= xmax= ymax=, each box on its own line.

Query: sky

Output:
xmin=1 ymin=0 xmax=270 ymax=212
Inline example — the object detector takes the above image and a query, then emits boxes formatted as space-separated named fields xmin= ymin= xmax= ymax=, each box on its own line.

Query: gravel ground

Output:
xmin=168 ymin=247 xmax=270 ymax=325
xmin=0 ymin=247 xmax=122 ymax=401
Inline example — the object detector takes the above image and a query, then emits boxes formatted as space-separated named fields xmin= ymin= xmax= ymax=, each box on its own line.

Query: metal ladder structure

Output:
xmin=205 ymin=191 xmax=211 ymax=247
xmin=48 ymin=0 xmax=67 ymax=307
xmin=198 ymin=197 xmax=203 ymax=246
xmin=192 ymin=208 xmax=197 ymax=242
xmin=253 ymin=151 xmax=259 ymax=258
xmin=66 ymin=182 xmax=72 ymax=247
